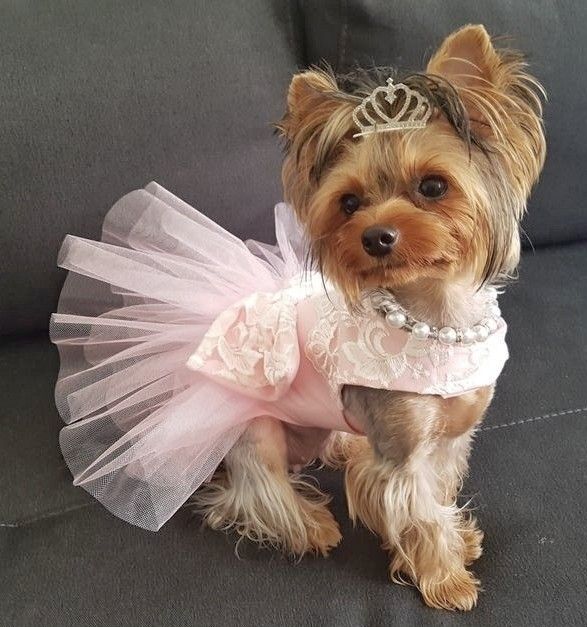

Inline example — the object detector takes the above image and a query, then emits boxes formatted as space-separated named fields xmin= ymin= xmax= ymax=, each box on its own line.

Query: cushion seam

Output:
xmin=3 ymin=405 xmax=586 ymax=529
xmin=0 ymin=502 xmax=94 ymax=529
xmin=480 ymin=405 xmax=587 ymax=431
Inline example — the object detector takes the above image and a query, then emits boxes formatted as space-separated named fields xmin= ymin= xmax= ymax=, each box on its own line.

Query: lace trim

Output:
xmin=305 ymin=293 xmax=504 ymax=398
xmin=190 ymin=291 xmax=299 ymax=399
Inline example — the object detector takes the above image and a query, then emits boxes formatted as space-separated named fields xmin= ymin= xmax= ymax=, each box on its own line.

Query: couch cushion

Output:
xmin=2 ymin=243 xmax=586 ymax=625
xmin=301 ymin=0 xmax=587 ymax=249
xmin=3 ymin=412 xmax=585 ymax=627
xmin=0 ymin=0 xmax=301 ymax=335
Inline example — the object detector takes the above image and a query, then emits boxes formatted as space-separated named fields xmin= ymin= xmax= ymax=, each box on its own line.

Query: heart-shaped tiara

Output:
xmin=352 ymin=78 xmax=433 ymax=138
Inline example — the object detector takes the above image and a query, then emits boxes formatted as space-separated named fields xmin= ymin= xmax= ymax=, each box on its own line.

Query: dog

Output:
xmin=193 ymin=24 xmax=546 ymax=611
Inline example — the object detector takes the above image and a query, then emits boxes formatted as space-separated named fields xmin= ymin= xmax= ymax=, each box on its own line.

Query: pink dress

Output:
xmin=51 ymin=183 xmax=508 ymax=531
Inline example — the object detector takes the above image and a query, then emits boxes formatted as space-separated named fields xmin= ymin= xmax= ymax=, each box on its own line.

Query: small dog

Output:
xmin=195 ymin=25 xmax=545 ymax=610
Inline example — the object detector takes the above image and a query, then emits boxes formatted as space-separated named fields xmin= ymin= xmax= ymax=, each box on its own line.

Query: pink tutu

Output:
xmin=51 ymin=183 xmax=509 ymax=531
xmin=50 ymin=183 xmax=315 ymax=530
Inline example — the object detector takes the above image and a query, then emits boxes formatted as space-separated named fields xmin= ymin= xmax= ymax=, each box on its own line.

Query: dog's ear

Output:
xmin=428 ymin=25 xmax=546 ymax=284
xmin=426 ymin=24 xmax=545 ymax=137
xmin=278 ymin=68 xmax=356 ymax=210
xmin=426 ymin=25 xmax=506 ymax=140
xmin=427 ymin=25 xmax=545 ymax=188
xmin=426 ymin=24 xmax=500 ymax=91
xmin=277 ymin=69 xmax=341 ymax=140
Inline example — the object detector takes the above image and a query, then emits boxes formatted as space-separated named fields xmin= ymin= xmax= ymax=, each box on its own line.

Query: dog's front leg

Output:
xmin=341 ymin=385 xmax=481 ymax=611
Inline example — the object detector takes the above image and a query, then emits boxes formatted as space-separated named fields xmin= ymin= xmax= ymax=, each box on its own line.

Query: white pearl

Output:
xmin=485 ymin=287 xmax=498 ymax=299
xmin=461 ymin=328 xmax=477 ymax=345
xmin=473 ymin=324 xmax=490 ymax=342
xmin=438 ymin=326 xmax=457 ymax=345
xmin=487 ymin=304 xmax=501 ymax=318
xmin=386 ymin=310 xmax=407 ymax=328
xmin=482 ymin=317 xmax=498 ymax=333
xmin=412 ymin=322 xmax=430 ymax=340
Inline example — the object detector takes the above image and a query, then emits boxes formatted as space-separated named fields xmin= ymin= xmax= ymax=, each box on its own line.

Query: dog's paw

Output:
xmin=419 ymin=567 xmax=480 ymax=611
xmin=305 ymin=506 xmax=342 ymax=556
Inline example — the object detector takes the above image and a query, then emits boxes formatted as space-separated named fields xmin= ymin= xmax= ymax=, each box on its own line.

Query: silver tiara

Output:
xmin=352 ymin=78 xmax=433 ymax=138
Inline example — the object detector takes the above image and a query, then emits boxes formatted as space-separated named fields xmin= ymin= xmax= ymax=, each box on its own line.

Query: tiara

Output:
xmin=352 ymin=78 xmax=433 ymax=138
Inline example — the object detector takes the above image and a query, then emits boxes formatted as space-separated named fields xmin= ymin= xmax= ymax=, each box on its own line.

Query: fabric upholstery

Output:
xmin=2 ymin=1 xmax=586 ymax=624
xmin=2 ymin=243 xmax=586 ymax=625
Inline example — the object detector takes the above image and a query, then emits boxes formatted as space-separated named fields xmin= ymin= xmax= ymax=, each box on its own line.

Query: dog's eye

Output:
xmin=418 ymin=175 xmax=448 ymax=199
xmin=340 ymin=194 xmax=362 ymax=215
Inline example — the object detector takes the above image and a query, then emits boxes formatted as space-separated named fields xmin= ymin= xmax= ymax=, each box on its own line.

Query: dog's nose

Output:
xmin=361 ymin=226 xmax=398 ymax=257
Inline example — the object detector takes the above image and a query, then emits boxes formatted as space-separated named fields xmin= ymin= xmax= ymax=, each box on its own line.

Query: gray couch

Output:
xmin=2 ymin=2 xmax=586 ymax=625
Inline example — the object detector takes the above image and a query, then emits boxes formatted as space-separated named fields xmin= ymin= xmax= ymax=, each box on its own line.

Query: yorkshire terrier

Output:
xmin=195 ymin=24 xmax=546 ymax=610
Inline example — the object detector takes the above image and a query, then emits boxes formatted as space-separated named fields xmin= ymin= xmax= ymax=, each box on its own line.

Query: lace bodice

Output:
xmin=188 ymin=283 xmax=508 ymax=410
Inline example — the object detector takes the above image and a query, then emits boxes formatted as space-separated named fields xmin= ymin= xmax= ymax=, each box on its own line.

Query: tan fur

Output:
xmin=438 ymin=386 xmax=494 ymax=438
xmin=339 ymin=395 xmax=486 ymax=610
xmin=197 ymin=25 xmax=546 ymax=612
xmin=280 ymin=26 xmax=545 ymax=301
xmin=193 ymin=417 xmax=341 ymax=557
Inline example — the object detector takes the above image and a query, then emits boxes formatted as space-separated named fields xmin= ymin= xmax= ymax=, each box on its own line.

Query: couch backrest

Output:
xmin=1 ymin=0 xmax=584 ymax=335
xmin=0 ymin=0 xmax=302 ymax=335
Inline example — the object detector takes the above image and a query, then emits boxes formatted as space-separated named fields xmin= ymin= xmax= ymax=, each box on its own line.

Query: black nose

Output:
xmin=361 ymin=226 xmax=398 ymax=257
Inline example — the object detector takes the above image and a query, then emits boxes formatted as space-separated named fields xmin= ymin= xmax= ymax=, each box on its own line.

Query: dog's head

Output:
xmin=277 ymin=25 xmax=546 ymax=302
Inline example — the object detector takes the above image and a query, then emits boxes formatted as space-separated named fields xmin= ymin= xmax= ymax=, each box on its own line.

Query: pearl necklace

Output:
xmin=370 ymin=287 xmax=502 ymax=345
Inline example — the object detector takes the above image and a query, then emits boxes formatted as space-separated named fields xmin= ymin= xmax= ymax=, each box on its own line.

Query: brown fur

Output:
xmin=198 ymin=24 xmax=546 ymax=612
xmin=193 ymin=416 xmax=341 ymax=557
xmin=439 ymin=386 xmax=494 ymax=438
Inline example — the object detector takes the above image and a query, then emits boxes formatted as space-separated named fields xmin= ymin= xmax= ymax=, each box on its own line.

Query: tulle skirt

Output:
xmin=50 ymin=182 xmax=309 ymax=531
